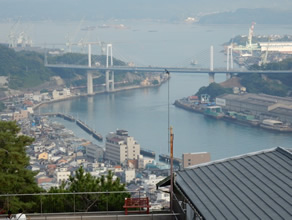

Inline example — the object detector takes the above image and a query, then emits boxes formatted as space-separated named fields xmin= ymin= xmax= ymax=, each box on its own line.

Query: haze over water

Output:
xmin=2 ymin=20 xmax=291 ymax=160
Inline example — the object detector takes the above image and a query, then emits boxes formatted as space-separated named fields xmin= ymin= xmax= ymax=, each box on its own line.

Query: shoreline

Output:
xmin=33 ymin=78 xmax=168 ymax=111
xmin=174 ymin=98 xmax=292 ymax=133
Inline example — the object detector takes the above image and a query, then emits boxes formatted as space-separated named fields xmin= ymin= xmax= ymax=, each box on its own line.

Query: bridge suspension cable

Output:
xmin=112 ymin=46 xmax=149 ymax=67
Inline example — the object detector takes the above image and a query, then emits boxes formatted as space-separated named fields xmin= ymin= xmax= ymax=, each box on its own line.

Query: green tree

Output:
xmin=0 ymin=121 xmax=40 ymax=213
xmin=43 ymin=167 xmax=129 ymax=213
xmin=196 ymin=83 xmax=232 ymax=100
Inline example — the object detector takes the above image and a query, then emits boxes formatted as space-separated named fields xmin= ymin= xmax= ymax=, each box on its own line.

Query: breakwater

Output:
xmin=40 ymin=113 xmax=103 ymax=141
xmin=159 ymin=154 xmax=182 ymax=167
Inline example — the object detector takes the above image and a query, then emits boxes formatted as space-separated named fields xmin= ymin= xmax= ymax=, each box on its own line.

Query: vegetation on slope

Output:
xmin=0 ymin=121 xmax=130 ymax=213
xmin=43 ymin=167 xmax=129 ymax=212
xmin=195 ymin=58 xmax=292 ymax=98
xmin=0 ymin=121 xmax=41 ymax=213
xmin=195 ymin=83 xmax=232 ymax=100
xmin=0 ymin=45 xmax=132 ymax=91
xmin=239 ymin=57 xmax=292 ymax=96
xmin=0 ymin=45 xmax=53 ymax=89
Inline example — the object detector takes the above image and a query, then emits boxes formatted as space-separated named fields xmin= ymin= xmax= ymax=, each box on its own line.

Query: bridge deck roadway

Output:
xmin=45 ymin=64 xmax=292 ymax=74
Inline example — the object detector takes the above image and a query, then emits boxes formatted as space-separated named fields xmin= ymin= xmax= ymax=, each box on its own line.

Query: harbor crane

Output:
xmin=232 ymin=22 xmax=261 ymax=55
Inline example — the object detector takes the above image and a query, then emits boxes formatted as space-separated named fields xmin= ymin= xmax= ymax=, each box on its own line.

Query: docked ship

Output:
xmin=224 ymin=111 xmax=260 ymax=127
xmin=260 ymin=119 xmax=292 ymax=132
xmin=174 ymin=99 xmax=204 ymax=113
xmin=204 ymin=106 xmax=224 ymax=119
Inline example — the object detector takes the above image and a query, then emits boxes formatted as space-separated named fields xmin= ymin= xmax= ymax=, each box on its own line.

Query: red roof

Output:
xmin=189 ymin=96 xmax=199 ymax=100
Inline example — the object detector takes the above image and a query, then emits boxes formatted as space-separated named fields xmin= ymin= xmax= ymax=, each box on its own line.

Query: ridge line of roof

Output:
xmin=184 ymin=147 xmax=290 ymax=171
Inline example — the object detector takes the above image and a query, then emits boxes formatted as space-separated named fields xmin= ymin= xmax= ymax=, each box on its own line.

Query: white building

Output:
xmin=52 ymin=88 xmax=71 ymax=100
xmin=24 ymin=93 xmax=34 ymax=100
xmin=143 ymin=175 xmax=165 ymax=191
xmin=124 ymin=169 xmax=135 ymax=183
xmin=138 ymin=155 xmax=154 ymax=169
xmin=105 ymin=130 xmax=140 ymax=164
xmin=55 ymin=168 xmax=71 ymax=185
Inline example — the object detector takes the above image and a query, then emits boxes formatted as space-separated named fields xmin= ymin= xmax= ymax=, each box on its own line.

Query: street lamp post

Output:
xmin=165 ymin=69 xmax=174 ymax=211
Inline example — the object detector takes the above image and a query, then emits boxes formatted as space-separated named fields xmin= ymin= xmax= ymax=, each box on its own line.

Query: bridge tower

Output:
xmin=226 ymin=45 xmax=234 ymax=80
xmin=208 ymin=45 xmax=215 ymax=84
xmin=87 ymin=43 xmax=94 ymax=94
xmin=106 ymin=44 xmax=114 ymax=92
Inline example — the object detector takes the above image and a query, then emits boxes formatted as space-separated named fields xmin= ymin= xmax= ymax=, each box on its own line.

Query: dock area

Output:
xmin=159 ymin=154 xmax=182 ymax=167
xmin=40 ymin=113 xmax=103 ymax=141
xmin=140 ymin=148 xmax=156 ymax=159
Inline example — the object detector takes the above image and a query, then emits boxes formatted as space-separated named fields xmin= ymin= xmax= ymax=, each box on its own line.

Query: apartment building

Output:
xmin=105 ymin=129 xmax=140 ymax=164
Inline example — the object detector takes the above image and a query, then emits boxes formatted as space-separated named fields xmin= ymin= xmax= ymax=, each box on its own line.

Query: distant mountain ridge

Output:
xmin=199 ymin=8 xmax=292 ymax=24
xmin=1 ymin=1 xmax=292 ymax=21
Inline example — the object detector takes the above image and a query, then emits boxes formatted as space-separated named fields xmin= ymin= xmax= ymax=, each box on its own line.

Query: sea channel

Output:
xmin=1 ymin=20 xmax=292 ymax=160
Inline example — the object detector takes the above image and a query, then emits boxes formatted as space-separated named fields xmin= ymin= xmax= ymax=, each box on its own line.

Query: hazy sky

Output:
xmin=1 ymin=0 xmax=292 ymax=21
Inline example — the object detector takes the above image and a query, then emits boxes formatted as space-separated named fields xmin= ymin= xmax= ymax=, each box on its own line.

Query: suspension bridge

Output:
xmin=45 ymin=43 xmax=292 ymax=95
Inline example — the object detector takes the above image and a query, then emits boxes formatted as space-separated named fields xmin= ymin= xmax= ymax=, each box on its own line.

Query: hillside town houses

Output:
xmin=0 ymin=90 xmax=171 ymax=209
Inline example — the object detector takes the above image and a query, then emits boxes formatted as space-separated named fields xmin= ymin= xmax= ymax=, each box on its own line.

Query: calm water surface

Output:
xmin=2 ymin=20 xmax=291 ymax=160
xmin=40 ymin=73 xmax=292 ymax=160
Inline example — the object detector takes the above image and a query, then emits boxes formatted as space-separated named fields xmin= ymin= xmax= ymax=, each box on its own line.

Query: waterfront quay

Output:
xmin=175 ymin=93 xmax=292 ymax=132
xmin=41 ymin=112 xmax=103 ymax=141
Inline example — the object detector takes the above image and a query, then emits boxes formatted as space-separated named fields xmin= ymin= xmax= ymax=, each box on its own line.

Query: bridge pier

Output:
xmin=226 ymin=72 xmax=234 ymax=80
xmin=106 ymin=70 xmax=114 ymax=92
xmin=105 ymin=44 xmax=114 ymax=92
xmin=208 ymin=72 xmax=215 ymax=84
xmin=87 ymin=71 xmax=94 ymax=95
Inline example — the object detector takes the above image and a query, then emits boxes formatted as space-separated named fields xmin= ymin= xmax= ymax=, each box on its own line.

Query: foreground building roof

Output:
xmin=175 ymin=147 xmax=292 ymax=219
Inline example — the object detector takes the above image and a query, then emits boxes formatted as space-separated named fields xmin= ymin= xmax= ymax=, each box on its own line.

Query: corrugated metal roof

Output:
xmin=175 ymin=147 xmax=292 ymax=220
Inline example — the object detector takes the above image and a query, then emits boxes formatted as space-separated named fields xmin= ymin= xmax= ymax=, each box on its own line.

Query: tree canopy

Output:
xmin=241 ymin=57 xmax=292 ymax=96
xmin=42 ymin=167 xmax=129 ymax=213
xmin=195 ymin=83 xmax=232 ymax=100
xmin=0 ymin=121 xmax=40 ymax=213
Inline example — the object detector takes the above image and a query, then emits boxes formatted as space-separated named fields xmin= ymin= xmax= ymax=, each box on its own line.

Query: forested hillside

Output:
xmin=240 ymin=58 xmax=292 ymax=96
xmin=196 ymin=57 xmax=292 ymax=98
xmin=0 ymin=45 xmax=128 ymax=90
xmin=0 ymin=45 xmax=52 ymax=89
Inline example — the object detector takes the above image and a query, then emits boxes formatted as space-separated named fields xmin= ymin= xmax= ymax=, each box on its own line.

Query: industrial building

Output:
xmin=216 ymin=93 xmax=292 ymax=123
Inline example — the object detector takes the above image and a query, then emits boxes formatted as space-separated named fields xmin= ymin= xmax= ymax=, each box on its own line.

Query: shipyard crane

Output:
xmin=232 ymin=22 xmax=261 ymax=56
xmin=8 ymin=18 xmax=21 ymax=48
xmin=65 ymin=17 xmax=85 ymax=52
xmin=260 ymin=36 xmax=271 ymax=65
xmin=247 ymin=22 xmax=256 ymax=48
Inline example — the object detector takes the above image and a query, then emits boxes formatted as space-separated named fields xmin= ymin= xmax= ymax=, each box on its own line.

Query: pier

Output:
xmin=140 ymin=148 xmax=156 ymax=159
xmin=159 ymin=154 xmax=182 ymax=167
xmin=40 ymin=113 xmax=103 ymax=141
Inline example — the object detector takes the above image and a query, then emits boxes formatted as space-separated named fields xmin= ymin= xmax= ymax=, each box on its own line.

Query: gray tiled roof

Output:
xmin=175 ymin=147 xmax=292 ymax=220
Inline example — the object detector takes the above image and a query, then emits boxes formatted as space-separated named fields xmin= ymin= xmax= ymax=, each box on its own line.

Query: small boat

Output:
xmin=260 ymin=119 xmax=292 ymax=132
xmin=190 ymin=60 xmax=198 ymax=66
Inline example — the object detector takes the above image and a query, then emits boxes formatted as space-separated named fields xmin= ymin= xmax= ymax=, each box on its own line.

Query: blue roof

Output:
xmin=175 ymin=147 xmax=292 ymax=219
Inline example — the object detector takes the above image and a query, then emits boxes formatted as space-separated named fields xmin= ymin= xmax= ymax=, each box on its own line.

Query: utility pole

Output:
xmin=170 ymin=126 xmax=174 ymax=211
xmin=210 ymin=45 xmax=214 ymax=71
